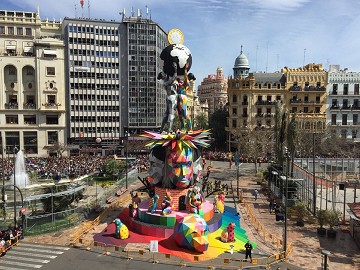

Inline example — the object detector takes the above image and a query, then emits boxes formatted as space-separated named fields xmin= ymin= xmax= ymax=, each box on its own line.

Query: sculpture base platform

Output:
xmin=128 ymin=210 xmax=222 ymax=238
xmin=138 ymin=198 xmax=214 ymax=226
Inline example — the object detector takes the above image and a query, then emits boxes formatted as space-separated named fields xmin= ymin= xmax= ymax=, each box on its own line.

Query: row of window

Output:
xmin=332 ymin=83 xmax=360 ymax=95
xmin=70 ymin=83 xmax=120 ymax=90
xmin=70 ymin=94 xmax=119 ymax=101
xmin=1 ymin=130 xmax=59 ymax=154
xmin=70 ymin=61 xmax=119 ymax=68
xmin=71 ymin=127 xmax=119 ymax=134
xmin=68 ymin=38 xmax=119 ymax=46
xmin=0 ymin=26 xmax=32 ymax=36
xmin=70 ymin=116 xmax=119 ymax=122
xmin=68 ymin=25 xmax=118 ymax=35
xmin=70 ymin=49 xmax=119 ymax=58
xmin=69 ymin=71 xmax=119 ymax=79
xmin=70 ymin=105 xmax=119 ymax=111
xmin=5 ymin=114 xmax=59 ymax=125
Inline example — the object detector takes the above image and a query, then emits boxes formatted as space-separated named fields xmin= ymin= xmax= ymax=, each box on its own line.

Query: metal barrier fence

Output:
xmin=241 ymin=193 xmax=284 ymax=250
xmin=74 ymin=238 xmax=289 ymax=269
xmin=70 ymin=193 xmax=131 ymax=244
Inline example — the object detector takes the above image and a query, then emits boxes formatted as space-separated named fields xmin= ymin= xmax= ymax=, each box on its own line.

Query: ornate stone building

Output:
xmin=197 ymin=67 xmax=228 ymax=116
xmin=0 ymin=9 xmax=66 ymax=157
xmin=226 ymin=48 xmax=286 ymax=150
xmin=283 ymin=63 xmax=327 ymax=133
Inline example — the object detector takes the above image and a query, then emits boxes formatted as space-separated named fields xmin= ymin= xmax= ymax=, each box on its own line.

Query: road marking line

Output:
xmin=19 ymin=243 xmax=70 ymax=250
xmin=0 ymin=260 xmax=42 ymax=268
xmin=3 ymin=255 xmax=50 ymax=263
xmin=15 ymin=247 xmax=64 ymax=254
xmin=9 ymin=250 xmax=57 ymax=259
xmin=0 ymin=265 xmax=27 ymax=270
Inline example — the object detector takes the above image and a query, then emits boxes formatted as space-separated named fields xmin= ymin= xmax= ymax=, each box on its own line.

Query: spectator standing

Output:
xmin=269 ymin=200 xmax=274 ymax=213
xmin=244 ymin=240 xmax=253 ymax=261
xmin=253 ymin=189 xmax=258 ymax=201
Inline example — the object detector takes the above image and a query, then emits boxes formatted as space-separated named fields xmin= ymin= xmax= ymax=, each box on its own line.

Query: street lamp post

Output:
xmin=312 ymin=133 xmax=317 ymax=216
xmin=284 ymin=146 xmax=290 ymax=253
xmin=13 ymin=146 xmax=18 ymax=227
xmin=125 ymin=131 xmax=129 ymax=189
xmin=236 ymin=137 xmax=240 ymax=198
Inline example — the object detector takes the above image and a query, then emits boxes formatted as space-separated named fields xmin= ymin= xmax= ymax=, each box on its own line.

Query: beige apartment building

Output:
xmin=227 ymin=48 xmax=327 ymax=150
xmin=0 ymin=9 xmax=66 ymax=157
xmin=283 ymin=63 xmax=327 ymax=132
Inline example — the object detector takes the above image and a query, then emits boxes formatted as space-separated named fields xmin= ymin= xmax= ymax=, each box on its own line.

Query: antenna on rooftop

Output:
xmin=131 ymin=7 xmax=135 ymax=17
xmin=74 ymin=0 xmax=78 ymax=18
xmin=266 ymin=42 xmax=269 ymax=72
xmin=277 ymin=54 xmax=279 ymax=71
xmin=303 ymin=48 xmax=306 ymax=67
xmin=255 ymin=45 xmax=258 ymax=72
xmin=88 ymin=0 xmax=90 ymax=18
xmin=146 ymin=5 xmax=149 ymax=19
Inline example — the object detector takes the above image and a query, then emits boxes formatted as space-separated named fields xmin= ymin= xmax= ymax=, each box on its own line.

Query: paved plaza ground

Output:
xmin=23 ymin=160 xmax=360 ymax=270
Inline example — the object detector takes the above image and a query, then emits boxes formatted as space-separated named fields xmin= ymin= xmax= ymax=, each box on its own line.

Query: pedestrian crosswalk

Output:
xmin=0 ymin=243 xmax=70 ymax=270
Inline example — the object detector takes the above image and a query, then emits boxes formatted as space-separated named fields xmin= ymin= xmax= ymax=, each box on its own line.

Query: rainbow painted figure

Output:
xmin=161 ymin=191 xmax=173 ymax=215
xmin=177 ymin=70 xmax=193 ymax=132
xmin=113 ymin=218 xmax=129 ymax=239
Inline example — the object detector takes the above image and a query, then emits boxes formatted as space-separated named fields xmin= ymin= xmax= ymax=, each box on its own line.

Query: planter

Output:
xmin=327 ymin=229 xmax=337 ymax=238
xmin=317 ymin=227 xmax=327 ymax=236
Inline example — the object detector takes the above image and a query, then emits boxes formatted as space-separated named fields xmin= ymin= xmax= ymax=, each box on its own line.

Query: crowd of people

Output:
xmin=0 ymin=226 xmax=23 ymax=257
xmin=1 ymin=155 xmax=114 ymax=181
xmin=203 ymin=151 xmax=270 ymax=164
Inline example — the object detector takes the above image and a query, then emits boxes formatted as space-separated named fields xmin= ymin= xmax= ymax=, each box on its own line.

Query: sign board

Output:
xmin=21 ymin=208 xmax=26 ymax=214
xmin=150 ymin=240 xmax=158 ymax=253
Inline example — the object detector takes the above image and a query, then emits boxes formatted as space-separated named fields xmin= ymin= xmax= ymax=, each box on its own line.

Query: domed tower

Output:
xmin=233 ymin=45 xmax=250 ymax=78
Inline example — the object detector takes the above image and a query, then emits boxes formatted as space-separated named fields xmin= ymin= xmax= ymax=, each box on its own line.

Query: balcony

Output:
xmin=255 ymin=113 xmax=264 ymax=118
xmin=265 ymin=113 xmax=274 ymax=118
xmin=255 ymin=100 xmax=277 ymax=105
xmin=330 ymin=104 xmax=340 ymax=110
xmin=23 ymin=103 xmax=36 ymax=109
xmin=290 ymin=99 xmax=302 ymax=104
xmin=5 ymin=103 xmax=18 ymax=109
xmin=289 ymin=86 xmax=302 ymax=91
xmin=42 ymin=102 xmax=61 ymax=107
xmin=242 ymin=101 xmax=248 ymax=105
xmin=304 ymin=86 xmax=326 ymax=91
xmin=352 ymin=105 xmax=360 ymax=111
xmin=341 ymin=105 xmax=351 ymax=110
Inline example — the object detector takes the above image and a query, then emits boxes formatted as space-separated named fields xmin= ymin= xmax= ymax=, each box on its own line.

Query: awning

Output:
xmin=43 ymin=49 xmax=57 ymax=56
xmin=24 ymin=46 xmax=33 ymax=53
xmin=6 ymin=45 xmax=16 ymax=50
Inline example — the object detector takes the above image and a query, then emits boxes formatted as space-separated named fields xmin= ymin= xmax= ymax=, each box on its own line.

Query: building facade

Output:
xmin=198 ymin=67 xmax=228 ymax=116
xmin=63 ymin=11 xmax=167 ymax=154
xmin=120 ymin=14 xmax=168 ymax=135
xmin=226 ymin=49 xmax=286 ymax=150
xmin=283 ymin=63 xmax=327 ymax=133
xmin=327 ymin=65 xmax=360 ymax=141
xmin=0 ymin=9 xmax=66 ymax=157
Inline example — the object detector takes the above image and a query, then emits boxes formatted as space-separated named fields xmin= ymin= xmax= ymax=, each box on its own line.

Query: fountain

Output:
xmin=11 ymin=150 xmax=30 ymax=189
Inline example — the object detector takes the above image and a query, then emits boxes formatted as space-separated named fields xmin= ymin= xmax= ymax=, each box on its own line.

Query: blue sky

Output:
xmin=2 ymin=0 xmax=360 ymax=86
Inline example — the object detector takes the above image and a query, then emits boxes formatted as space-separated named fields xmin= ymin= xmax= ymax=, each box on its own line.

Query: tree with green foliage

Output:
xmin=103 ymin=159 xmax=126 ymax=180
xmin=193 ymin=112 xmax=208 ymax=130
xmin=41 ymin=185 xmax=83 ymax=213
xmin=287 ymin=114 xmax=297 ymax=176
xmin=208 ymin=108 xmax=228 ymax=151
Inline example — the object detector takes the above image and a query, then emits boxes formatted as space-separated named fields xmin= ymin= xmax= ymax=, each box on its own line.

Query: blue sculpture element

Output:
xmin=148 ymin=194 xmax=159 ymax=213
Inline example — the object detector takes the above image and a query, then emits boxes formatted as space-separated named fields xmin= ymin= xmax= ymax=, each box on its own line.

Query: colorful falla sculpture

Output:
xmin=113 ymin=218 xmax=129 ymax=240
xmin=174 ymin=214 xmax=209 ymax=253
